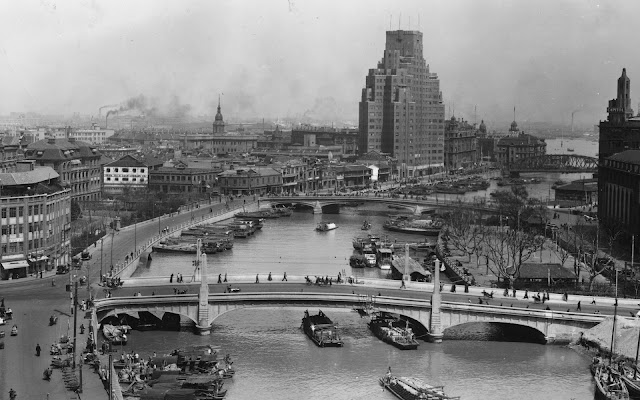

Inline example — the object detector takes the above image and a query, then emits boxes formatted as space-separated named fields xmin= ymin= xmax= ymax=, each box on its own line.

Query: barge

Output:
xmin=301 ymin=310 xmax=343 ymax=347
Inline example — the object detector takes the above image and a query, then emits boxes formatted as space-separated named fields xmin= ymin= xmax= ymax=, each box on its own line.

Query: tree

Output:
xmin=483 ymin=225 xmax=544 ymax=288
xmin=600 ymin=216 xmax=624 ymax=259
xmin=70 ymin=199 xmax=82 ymax=221
xmin=550 ymin=233 xmax=572 ymax=269
xmin=442 ymin=200 xmax=487 ymax=264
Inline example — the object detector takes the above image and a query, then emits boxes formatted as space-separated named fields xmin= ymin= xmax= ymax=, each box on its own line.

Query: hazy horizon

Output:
xmin=1 ymin=1 xmax=639 ymax=128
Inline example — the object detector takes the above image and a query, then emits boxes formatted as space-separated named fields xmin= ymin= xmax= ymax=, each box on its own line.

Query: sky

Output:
xmin=1 ymin=0 xmax=639 ymax=128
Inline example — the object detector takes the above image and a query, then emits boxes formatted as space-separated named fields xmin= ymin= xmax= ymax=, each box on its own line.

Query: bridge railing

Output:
xmin=94 ymin=292 xmax=604 ymax=324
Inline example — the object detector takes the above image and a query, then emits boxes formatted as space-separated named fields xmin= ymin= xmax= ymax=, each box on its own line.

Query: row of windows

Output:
xmin=105 ymin=167 xmax=146 ymax=173
xmin=1 ymin=238 xmax=45 ymax=253
xmin=105 ymin=177 xmax=146 ymax=182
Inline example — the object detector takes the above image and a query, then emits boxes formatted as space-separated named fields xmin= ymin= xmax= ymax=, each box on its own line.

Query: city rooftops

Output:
xmin=0 ymin=166 xmax=59 ymax=186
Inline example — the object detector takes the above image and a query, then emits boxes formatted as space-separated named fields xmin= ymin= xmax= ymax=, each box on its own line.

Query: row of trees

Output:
xmin=442 ymin=185 xmax=624 ymax=291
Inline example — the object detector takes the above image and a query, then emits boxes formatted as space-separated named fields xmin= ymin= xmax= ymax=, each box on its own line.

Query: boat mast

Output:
xmin=609 ymin=298 xmax=618 ymax=366
xmin=635 ymin=322 xmax=640 ymax=379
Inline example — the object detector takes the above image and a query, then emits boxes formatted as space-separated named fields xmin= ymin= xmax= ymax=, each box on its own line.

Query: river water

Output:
xmin=129 ymin=138 xmax=600 ymax=399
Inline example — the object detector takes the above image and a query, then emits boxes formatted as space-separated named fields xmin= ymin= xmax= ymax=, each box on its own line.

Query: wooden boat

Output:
xmin=102 ymin=324 xmax=128 ymax=345
xmin=349 ymin=254 xmax=367 ymax=268
xmin=383 ymin=218 xmax=442 ymax=236
xmin=379 ymin=372 xmax=459 ymax=400
xmin=618 ymin=364 xmax=640 ymax=397
xmin=594 ymin=366 xmax=629 ymax=400
xmin=376 ymin=247 xmax=394 ymax=270
xmin=316 ymin=222 xmax=338 ymax=232
xmin=301 ymin=310 xmax=343 ymax=347
xmin=369 ymin=314 xmax=419 ymax=350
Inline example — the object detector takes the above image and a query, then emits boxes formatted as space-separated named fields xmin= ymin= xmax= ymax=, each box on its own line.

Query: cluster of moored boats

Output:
xmin=113 ymin=345 xmax=235 ymax=399
xmin=380 ymin=373 xmax=460 ymax=400
xmin=103 ymin=324 xmax=130 ymax=345
xmin=590 ymin=357 xmax=640 ymax=400
xmin=350 ymin=234 xmax=395 ymax=269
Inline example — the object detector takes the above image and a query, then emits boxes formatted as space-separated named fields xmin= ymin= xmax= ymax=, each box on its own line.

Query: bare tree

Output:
xmin=600 ymin=216 xmax=624 ymax=259
xmin=550 ymin=232 xmax=572 ymax=268
xmin=483 ymin=225 xmax=544 ymax=288
xmin=442 ymin=201 xmax=487 ymax=264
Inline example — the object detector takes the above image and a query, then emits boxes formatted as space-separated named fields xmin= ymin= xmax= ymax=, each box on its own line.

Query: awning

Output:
xmin=38 ymin=255 xmax=49 ymax=261
xmin=2 ymin=260 xmax=30 ymax=270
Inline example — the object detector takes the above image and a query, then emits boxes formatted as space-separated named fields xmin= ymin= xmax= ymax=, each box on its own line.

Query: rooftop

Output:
xmin=606 ymin=150 xmax=640 ymax=165
xmin=0 ymin=166 xmax=59 ymax=186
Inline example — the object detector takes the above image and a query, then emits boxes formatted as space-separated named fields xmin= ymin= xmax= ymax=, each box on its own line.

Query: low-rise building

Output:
xmin=148 ymin=159 xmax=220 ymax=196
xmin=102 ymin=155 xmax=149 ymax=196
xmin=291 ymin=125 xmax=358 ymax=155
xmin=53 ymin=125 xmax=115 ymax=144
xmin=217 ymin=167 xmax=282 ymax=196
xmin=554 ymin=179 xmax=598 ymax=205
xmin=0 ymin=162 xmax=71 ymax=280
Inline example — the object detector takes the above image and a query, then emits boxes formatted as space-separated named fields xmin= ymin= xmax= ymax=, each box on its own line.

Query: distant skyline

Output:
xmin=1 ymin=1 xmax=639 ymax=127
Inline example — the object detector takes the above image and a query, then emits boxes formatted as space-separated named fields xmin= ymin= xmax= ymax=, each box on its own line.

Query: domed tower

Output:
xmin=213 ymin=95 xmax=225 ymax=134
xmin=479 ymin=119 xmax=487 ymax=135
xmin=508 ymin=107 xmax=519 ymax=136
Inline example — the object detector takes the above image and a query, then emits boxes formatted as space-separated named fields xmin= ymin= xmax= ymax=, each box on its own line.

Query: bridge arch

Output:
xmin=508 ymin=154 xmax=597 ymax=176
xmin=444 ymin=321 xmax=547 ymax=344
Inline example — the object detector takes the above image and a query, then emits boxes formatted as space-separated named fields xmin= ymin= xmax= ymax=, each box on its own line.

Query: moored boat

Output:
xmin=618 ymin=364 xmax=640 ymax=398
xmin=379 ymin=372 xmax=459 ymax=400
xmin=102 ymin=324 xmax=129 ymax=345
xmin=383 ymin=218 xmax=442 ymax=236
xmin=368 ymin=314 xmax=419 ymax=350
xmin=301 ymin=310 xmax=343 ymax=347
xmin=349 ymin=254 xmax=367 ymax=268
xmin=316 ymin=222 xmax=338 ymax=232
xmin=594 ymin=366 xmax=629 ymax=400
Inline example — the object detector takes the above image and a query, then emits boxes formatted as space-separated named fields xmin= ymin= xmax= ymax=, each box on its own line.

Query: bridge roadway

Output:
xmin=94 ymin=277 xmax=634 ymax=344
xmin=265 ymin=195 xmax=494 ymax=214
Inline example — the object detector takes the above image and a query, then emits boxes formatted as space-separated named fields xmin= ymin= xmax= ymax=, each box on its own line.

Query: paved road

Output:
xmin=0 ymin=197 xmax=247 ymax=400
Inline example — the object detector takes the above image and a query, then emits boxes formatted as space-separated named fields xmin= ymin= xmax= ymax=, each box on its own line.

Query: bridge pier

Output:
xmin=313 ymin=201 xmax=323 ymax=214
xmin=196 ymin=245 xmax=212 ymax=335
xmin=426 ymin=259 xmax=444 ymax=343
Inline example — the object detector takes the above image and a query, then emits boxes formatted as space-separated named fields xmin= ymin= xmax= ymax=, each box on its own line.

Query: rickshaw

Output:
xmin=10 ymin=325 xmax=17 ymax=336
xmin=49 ymin=315 xmax=58 ymax=326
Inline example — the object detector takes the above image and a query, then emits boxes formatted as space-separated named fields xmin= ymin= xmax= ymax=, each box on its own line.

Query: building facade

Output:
xmin=217 ymin=167 xmax=282 ymax=196
xmin=24 ymin=138 xmax=103 ymax=201
xmin=53 ymin=125 xmax=115 ymax=144
xmin=291 ymin=126 xmax=358 ymax=155
xmin=148 ymin=160 xmax=220 ymax=196
xmin=598 ymin=150 xmax=640 ymax=236
xmin=102 ymin=155 xmax=149 ymax=195
xmin=444 ymin=117 xmax=478 ymax=170
xmin=358 ymin=30 xmax=445 ymax=179
xmin=0 ymin=163 xmax=71 ymax=280
xmin=495 ymin=133 xmax=546 ymax=167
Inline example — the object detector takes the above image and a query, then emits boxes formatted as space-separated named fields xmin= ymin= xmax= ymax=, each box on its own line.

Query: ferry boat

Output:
xmin=383 ymin=218 xmax=442 ymax=236
xmin=380 ymin=372 xmax=459 ymax=400
xmin=368 ymin=314 xmax=419 ymax=350
xmin=567 ymin=148 xmax=575 ymax=152
xmin=235 ymin=210 xmax=279 ymax=219
xmin=376 ymin=246 xmax=394 ymax=270
xmin=301 ymin=310 xmax=343 ymax=347
xmin=316 ymin=222 xmax=338 ymax=232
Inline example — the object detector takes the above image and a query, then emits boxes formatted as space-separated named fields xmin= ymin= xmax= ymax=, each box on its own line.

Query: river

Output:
xmin=129 ymin=188 xmax=598 ymax=399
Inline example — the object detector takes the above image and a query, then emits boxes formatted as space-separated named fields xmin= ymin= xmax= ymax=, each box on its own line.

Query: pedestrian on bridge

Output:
xmin=170 ymin=273 xmax=174 ymax=283
xmin=268 ymin=272 xmax=272 ymax=281
xmin=218 ymin=274 xmax=222 ymax=284
xmin=282 ymin=272 xmax=287 ymax=281
xmin=256 ymin=274 xmax=259 ymax=283
xmin=224 ymin=273 xmax=227 ymax=282
xmin=577 ymin=301 xmax=582 ymax=311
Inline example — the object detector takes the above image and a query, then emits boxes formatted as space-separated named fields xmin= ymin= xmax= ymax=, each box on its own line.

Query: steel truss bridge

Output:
xmin=508 ymin=154 xmax=597 ymax=176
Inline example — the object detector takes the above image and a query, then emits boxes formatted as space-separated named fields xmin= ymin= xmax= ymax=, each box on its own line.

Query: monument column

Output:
xmin=427 ymin=258 xmax=444 ymax=343
xmin=195 ymin=239 xmax=211 ymax=335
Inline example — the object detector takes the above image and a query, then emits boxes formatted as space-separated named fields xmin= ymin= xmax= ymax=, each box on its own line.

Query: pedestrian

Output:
xmin=36 ymin=343 xmax=41 ymax=356
xmin=170 ymin=273 xmax=174 ymax=283
xmin=256 ymin=274 xmax=259 ymax=283
xmin=400 ymin=279 xmax=406 ymax=289
xmin=268 ymin=272 xmax=272 ymax=281
xmin=224 ymin=273 xmax=227 ymax=282
xmin=218 ymin=274 xmax=222 ymax=284
xmin=282 ymin=272 xmax=288 ymax=282
xmin=40 ymin=270 xmax=43 ymax=279
xmin=563 ymin=292 xmax=568 ymax=302
xmin=512 ymin=288 xmax=516 ymax=298
xmin=577 ymin=301 xmax=582 ymax=311
xmin=524 ymin=290 xmax=529 ymax=299
xmin=591 ymin=298 xmax=596 ymax=305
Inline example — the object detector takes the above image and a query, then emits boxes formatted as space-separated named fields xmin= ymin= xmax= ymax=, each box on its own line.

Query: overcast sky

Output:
xmin=1 ymin=0 xmax=638 ymax=128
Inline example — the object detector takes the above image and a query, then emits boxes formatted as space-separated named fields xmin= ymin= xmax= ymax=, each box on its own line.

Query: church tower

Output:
xmin=213 ymin=95 xmax=225 ymax=134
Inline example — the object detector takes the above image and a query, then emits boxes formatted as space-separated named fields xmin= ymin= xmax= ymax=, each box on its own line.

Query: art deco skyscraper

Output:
xmin=358 ymin=30 xmax=445 ymax=178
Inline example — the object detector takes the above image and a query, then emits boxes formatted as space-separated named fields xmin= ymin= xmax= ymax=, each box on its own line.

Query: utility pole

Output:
xmin=72 ymin=280 xmax=78 ymax=368
xmin=100 ymin=239 xmax=104 ymax=282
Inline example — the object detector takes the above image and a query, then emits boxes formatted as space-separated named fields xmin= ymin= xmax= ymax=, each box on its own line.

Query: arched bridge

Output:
xmin=265 ymin=196 xmax=494 ymax=215
xmin=508 ymin=154 xmax=598 ymax=177
xmin=94 ymin=292 xmax=602 ymax=344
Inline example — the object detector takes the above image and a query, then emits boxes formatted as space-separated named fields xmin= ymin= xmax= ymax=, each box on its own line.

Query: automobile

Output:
xmin=81 ymin=250 xmax=92 ymax=260
xmin=584 ymin=215 xmax=597 ymax=222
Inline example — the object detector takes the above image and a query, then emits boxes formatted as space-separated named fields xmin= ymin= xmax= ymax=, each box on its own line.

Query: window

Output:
xmin=123 ymin=168 xmax=129 ymax=173
xmin=18 ymin=207 xmax=23 ymax=217
xmin=140 ymin=169 xmax=145 ymax=173
xmin=106 ymin=168 xmax=111 ymax=173
xmin=9 ymin=208 xmax=16 ymax=218
xmin=114 ymin=168 xmax=119 ymax=172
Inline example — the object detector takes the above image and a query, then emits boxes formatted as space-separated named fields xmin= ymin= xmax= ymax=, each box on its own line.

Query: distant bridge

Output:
xmin=508 ymin=154 xmax=598 ymax=177
xmin=265 ymin=196 xmax=495 ymax=215
xmin=94 ymin=291 xmax=602 ymax=344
